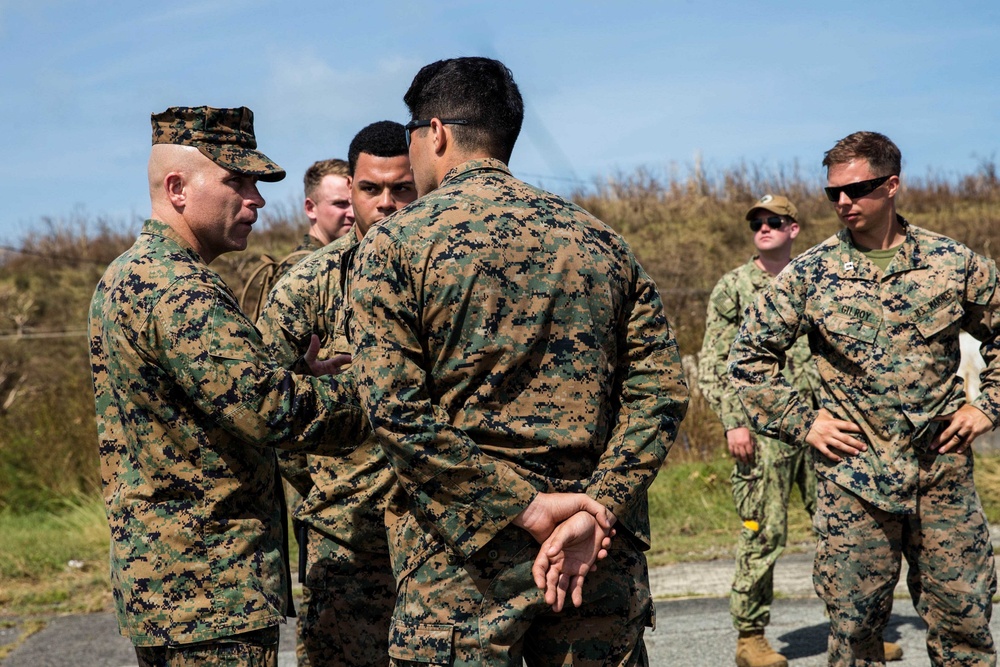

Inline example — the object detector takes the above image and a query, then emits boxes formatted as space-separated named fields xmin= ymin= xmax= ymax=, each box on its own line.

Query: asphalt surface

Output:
xmin=4 ymin=551 xmax=999 ymax=666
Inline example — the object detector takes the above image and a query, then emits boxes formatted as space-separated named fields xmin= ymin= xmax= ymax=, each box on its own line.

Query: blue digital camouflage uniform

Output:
xmin=89 ymin=219 xmax=369 ymax=648
xmin=730 ymin=218 xmax=999 ymax=666
xmin=257 ymin=232 xmax=395 ymax=667
xmin=349 ymin=158 xmax=689 ymax=666
xmin=698 ymin=256 xmax=818 ymax=633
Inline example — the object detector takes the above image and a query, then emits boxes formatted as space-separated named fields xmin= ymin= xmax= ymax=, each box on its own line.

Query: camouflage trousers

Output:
xmin=295 ymin=529 xmax=395 ymax=667
xmin=134 ymin=625 xmax=279 ymax=666
xmin=388 ymin=525 xmax=652 ymax=666
xmin=730 ymin=435 xmax=816 ymax=631
xmin=813 ymin=452 xmax=997 ymax=667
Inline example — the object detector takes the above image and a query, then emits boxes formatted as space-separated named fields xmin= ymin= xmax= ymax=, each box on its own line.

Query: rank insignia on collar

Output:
xmin=844 ymin=261 xmax=855 ymax=272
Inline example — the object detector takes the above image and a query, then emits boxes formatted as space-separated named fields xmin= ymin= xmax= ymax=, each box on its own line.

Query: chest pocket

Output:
xmin=826 ymin=312 xmax=879 ymax=344
xmin=330 ymin=331 xmax=352 ymax=357
xmin=914 ymin=300 xmax=963 ymax=340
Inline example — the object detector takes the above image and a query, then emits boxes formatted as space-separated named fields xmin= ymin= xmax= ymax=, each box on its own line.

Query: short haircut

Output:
xmin=403 ymin=57 xmax=524 ymax=163
xmin=348 ymin=121 xmax=409 ymax=175
xmin=303 ymin=158 xmax=349 ymax=199
xmin=822 ymin=131 xmax=902 ymax=177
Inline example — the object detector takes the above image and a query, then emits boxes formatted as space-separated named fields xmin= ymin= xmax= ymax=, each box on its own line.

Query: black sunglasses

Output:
xmin=748 ymin=216 xmax=788 ymax=232
xmin=404 ymin=118 xmax=470 ymax=146
xmin=824 ymin=175 xmax=892 ymax=202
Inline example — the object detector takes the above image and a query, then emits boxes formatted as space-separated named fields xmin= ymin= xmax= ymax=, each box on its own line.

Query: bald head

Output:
xmin=146 ymin=143 xmax=266 ymax=263
xmin=148 ymin=144 xmax=212 ymax=212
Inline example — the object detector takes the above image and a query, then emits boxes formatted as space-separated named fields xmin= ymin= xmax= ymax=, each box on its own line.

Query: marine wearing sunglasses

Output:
xmin=823 ymin=174 xmax=892 ymax=202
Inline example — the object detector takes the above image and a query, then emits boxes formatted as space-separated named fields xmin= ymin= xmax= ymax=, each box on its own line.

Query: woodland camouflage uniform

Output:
xmin=90 ymin=218 xmax=368 ymax=645
xmin=238 ymin=233 xmax=323 ymax=322
xmin=698 ymin=256 xmax=818 ymax=633
xmin=89 ymin=106 xmax=369 ymax=662
xmin=259 ymin=232 xmax=337 ymax=501
xmin=262 ymin=232 xmax=326 ymax=497
xmin=730 ymin=218 xmax=999 ymax=666
xmin=350 ymin=158 xmax=689 ymax=666
xmin=257 ymin=232 xmax=395 ymax=667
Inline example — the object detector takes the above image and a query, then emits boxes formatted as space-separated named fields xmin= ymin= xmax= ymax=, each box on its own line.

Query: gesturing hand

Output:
xmin=531 ymin=510 xmax=615 ymax=613
xmin=304 ymin=334 xmax=352 ymax=377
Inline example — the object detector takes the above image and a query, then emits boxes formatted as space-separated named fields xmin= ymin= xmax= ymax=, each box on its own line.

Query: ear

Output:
xmin=788 ymin=221 xmax=800 ymax=240
xmin=164 ymin=172 xmax=186 ymax=208
xmin=886 ymin=174 xmax=901 ymax=199
xmin=429 ymin=118 xmax=448 ymax=155
xmin=304 ymin=196 xmax=318 ymax=221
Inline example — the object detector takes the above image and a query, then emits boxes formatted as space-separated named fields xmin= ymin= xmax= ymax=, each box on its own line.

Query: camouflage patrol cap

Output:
xmin=745 ymin=194 xmax=797 ymax=221
xmin=151 ymin=106 xmax=286 ymax=182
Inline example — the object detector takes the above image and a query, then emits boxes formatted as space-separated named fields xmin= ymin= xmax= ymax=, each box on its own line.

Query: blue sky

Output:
xmin=1 ymin=1 xmax=998 ymax=243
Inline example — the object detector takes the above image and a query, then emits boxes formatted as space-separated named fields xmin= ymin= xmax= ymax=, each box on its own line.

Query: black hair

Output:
xmin=403 ymin=57 xmax=524 ymax=162
xmin=348 ymin=120 xmax=409 ymax=175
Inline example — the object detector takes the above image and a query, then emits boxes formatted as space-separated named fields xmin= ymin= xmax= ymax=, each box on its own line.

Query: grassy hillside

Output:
xmin=1 ymin=164 xmax=999 ymax=511
xmin=2 ymin=163 xmax=1000 ymax=632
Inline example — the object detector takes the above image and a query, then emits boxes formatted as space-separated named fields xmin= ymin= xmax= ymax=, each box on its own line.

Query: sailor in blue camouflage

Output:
xmin=257 ymin=121 xmax=417 ymax=667
xmin=349 ymin=58 xmax=688 ymax=666
xmin=697 ymin=194 xmax=818 ymax=663
xmin=90 ymin=106 xmax=369 ymax=666
xmin=729 ymin=131 xmax=998 ymax=666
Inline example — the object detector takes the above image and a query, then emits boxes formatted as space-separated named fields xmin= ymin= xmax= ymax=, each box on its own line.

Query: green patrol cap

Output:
xmin=151 ymin=106 xmax=286 ymax=182
xmin=745 ymin=194 xmax=797 ymax=221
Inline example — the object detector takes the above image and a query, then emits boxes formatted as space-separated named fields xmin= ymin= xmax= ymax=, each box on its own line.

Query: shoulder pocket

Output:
xmin=826 ymin=312 xmax=879 ymax=344
xmin=208 ymin=294 xmax=263 ymax=363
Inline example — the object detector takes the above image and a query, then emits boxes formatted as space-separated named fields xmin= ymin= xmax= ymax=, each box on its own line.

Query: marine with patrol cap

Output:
xmin=89 ymin=105 xmax=369 ymax=666
xmin=698 ymin=194 xmax=821 ymax=667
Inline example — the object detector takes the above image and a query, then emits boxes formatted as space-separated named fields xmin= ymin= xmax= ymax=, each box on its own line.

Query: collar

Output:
xmin=439 ymin=157 xmax=512 ymax=188
xmin=746 ymin=255 xmax=776 ymax=287
xmin=834 ymin=214 xmax=925 ymax=279
xmin=142 ymin=219 xmax=203 ymax=262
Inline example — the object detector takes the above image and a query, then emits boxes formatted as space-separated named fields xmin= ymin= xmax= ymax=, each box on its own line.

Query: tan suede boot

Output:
xmin=884 ymin=641 xmax=904 ymax=661
xmin=735 ymin=630 xmax=788 ymax=667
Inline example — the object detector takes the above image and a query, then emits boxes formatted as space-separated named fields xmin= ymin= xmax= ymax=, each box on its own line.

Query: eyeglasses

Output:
xmin=748 ymin=216 xmax=787 ymax=232
xmin=823 ymin=175 xmax=892 ymax=202
xmin=404 ymin=118 xmax=470 ymax=147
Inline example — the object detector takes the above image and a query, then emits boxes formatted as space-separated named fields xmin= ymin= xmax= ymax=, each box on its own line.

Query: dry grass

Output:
xmin=0 ymin=162 xmax=998 ymax=621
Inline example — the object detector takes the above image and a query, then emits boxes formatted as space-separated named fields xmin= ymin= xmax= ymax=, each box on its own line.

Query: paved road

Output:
xmin=5 ymin=596 xmax=998 ymax=666
xmin=4 ymin=551 xmax=998 ymax=666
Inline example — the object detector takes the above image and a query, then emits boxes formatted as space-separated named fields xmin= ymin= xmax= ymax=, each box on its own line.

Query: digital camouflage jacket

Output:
xmin=257 ymin=232 xmax=393 ymax=556
xmin=349 ymin=158 xmax=689 ymax=579
xmin=730 ymin=218 xmax=1000 ymax=512
xmin=89 ymin=219 xmax=368 ymax=646
xmin=698 ymin=256 xmax=818 ymax=431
